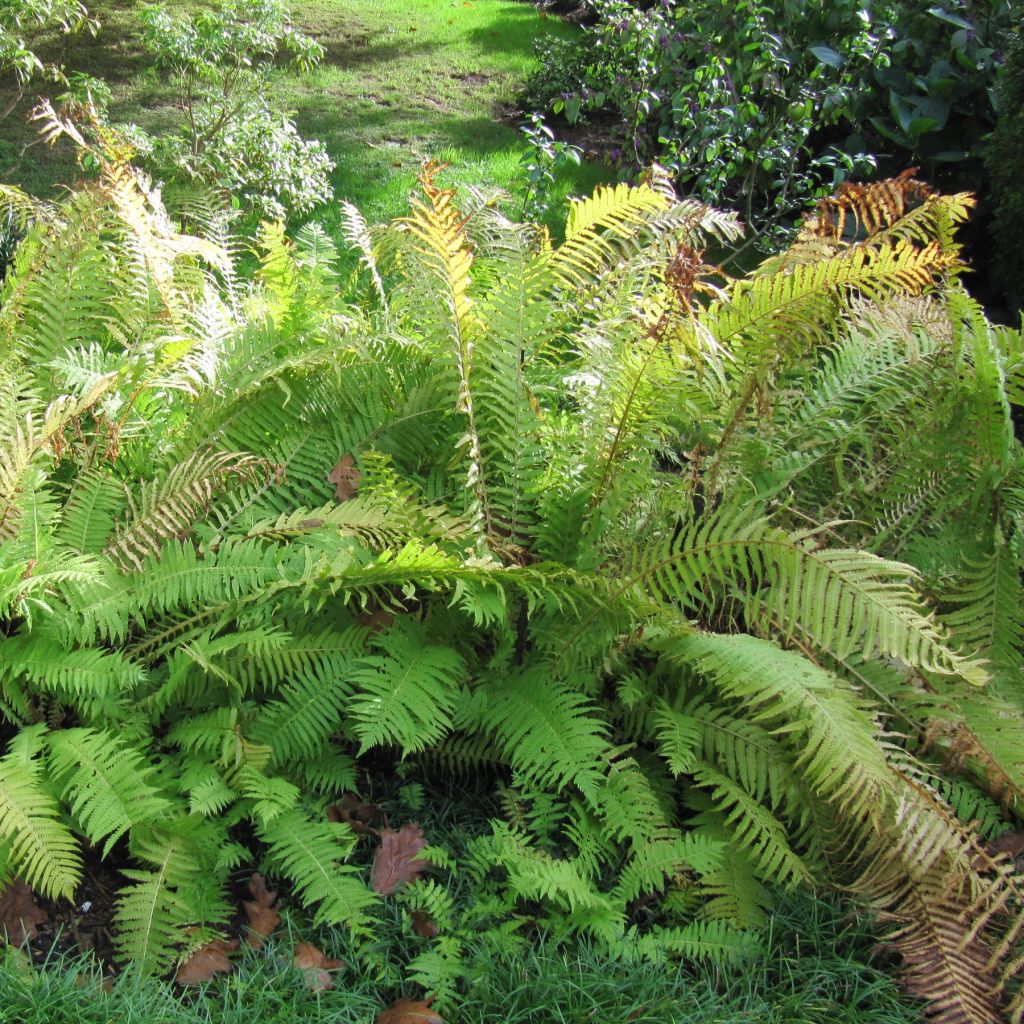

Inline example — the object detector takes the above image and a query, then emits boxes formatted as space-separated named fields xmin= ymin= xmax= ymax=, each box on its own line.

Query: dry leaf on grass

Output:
xmin=0 ymin=881 xmax=47 ymax=946
xmin=242 ymin=872 xmax=281 ymax=949
xmin=328 ymin=792 xmax=389 ymax=834
xmin=328 ymin=453 xmax=360 ymax=501
xmin=294 ymin=941 xmax=345 ymax=991
xmin=175 ymin=938 xmax=239 ymax=985
xmin=410 ymin=911 xmax=439 ymax=938
xmin=377 ymin=995 xmax=445 ymax=1024
xmin=372 ymin=823 xmax=430 ymax=895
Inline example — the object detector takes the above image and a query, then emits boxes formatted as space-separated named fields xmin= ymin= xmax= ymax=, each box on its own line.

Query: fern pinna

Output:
xmin=0 ymin=131 xmax=1022 ymax=1023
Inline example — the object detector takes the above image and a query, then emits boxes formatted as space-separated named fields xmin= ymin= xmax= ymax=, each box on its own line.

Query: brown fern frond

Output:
xmin=807 ymin=169 xmax=935 ymax=243
xmin=852 ymin=773 xmax=1024 ymax=1024
xmin=104 ymin=450 xmax=276 ymax=571
xmin=889 ymin=867 xmax=1003 ymax=1024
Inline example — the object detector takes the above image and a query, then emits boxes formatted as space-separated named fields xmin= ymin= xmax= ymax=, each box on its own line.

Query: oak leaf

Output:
xmin=377 ymin=995 xmax=445 ymax=1024
xmin=357 ymin=608 xmax=397 ymax=633
xmin=411 ymin=911 xmax=439 ymax=938
xmin=294 ymin=941 xmax=345 ymax=991
xmin=372 ymin=823 xmax=430 ymax=895
xmin=0 ymin=881 xmax=47 ymax=946
xmin=328 ymin=792 xmax=389 ymax=835
xmin=990 ymin=830 xmax=1024 ymax=858
xmin=242 ymin=872 xmax=281 ymax=949
xmin=328 ymin=453 xmax=360 ymax=502
xmin=175 ymin=938 xmax=238 ymax=985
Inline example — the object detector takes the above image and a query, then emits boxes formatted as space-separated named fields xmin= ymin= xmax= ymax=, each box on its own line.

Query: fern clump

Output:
xmin=1 ymin=129 xmax=1022 ymax=1024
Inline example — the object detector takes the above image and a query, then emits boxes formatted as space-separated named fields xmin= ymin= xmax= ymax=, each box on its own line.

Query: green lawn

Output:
xmin=1 ymin=0 xmax=609 ymax=227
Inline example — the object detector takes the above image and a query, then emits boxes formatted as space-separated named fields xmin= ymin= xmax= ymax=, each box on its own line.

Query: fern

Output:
xmin=475 ymin=668 xmax=611 ymax=800
xmin=47 ymin=728 xmax=172 ymax=855
xmin=259 ymin=809 xmax=377 ymax=930
xmin=1 ymin=153 xmax=1021 ymax=1008
xmin=348 ymin=622 xmax=466 ymax=755
xmin=0 ymin=727 xmax=81 ymax=899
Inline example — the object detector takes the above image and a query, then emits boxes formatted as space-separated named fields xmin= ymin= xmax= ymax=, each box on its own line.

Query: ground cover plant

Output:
xmin=1 ymin=98 xmax=1024 ymax=1024
xmin=0 ymin=890 xmax=927 ymax=1023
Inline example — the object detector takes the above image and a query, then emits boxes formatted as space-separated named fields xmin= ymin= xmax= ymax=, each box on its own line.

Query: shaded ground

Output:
xmin=1 ymin=0 xmax=610 ymax=227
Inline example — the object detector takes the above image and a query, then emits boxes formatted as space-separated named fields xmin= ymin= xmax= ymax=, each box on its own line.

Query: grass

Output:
xmin=0 ymin=0 xmax=609 ymax=227
xmin=0 ymin=891 xmax=924 ymax=1024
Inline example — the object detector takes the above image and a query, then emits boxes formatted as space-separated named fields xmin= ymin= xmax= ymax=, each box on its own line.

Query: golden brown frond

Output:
xmin=853 ymin=774 xmax=1024 ymax=1024
xmin=807 ymin=169 xmax=935 ymax=243
xmin=888 ymin=868 xmax=1003 ymax=1024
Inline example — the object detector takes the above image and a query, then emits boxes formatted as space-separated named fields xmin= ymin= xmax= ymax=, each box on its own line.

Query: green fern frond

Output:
xmin=114 ymin=818 xmax=229 ymax=975
xmin=47 ymin=728 xmax=173 ymax=855
xmin=651 ymin=702 xmax=702 ymax=777
xmin=349 ymin=623 xmax=466 ymax=756
xmin=637 ymin=508 xmax=984 ymax=683
xmin=55 ymin=470 xmax=128 ymax=555
xmin=477 ymin=668 xmax=610 ymax=800
xmin=664 ymin=632 xmax=892 ymax=816
xmin=2 ymin=636 xmax=145 ymax=710
xmin=632 ymin=919 xmax=756 ymax=964
xmin=259 ymin=808 xmax=377 ymax=930
xmin=693 ymin=765 xmax=812 ymax=888
xmin=0 ymin=726 xmax=81 ymax=899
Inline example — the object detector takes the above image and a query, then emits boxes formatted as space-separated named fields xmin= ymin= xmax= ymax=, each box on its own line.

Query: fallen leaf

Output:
xmin=377 ymin=995 xmax=445 ymax=1024
xmin=294 ymin=941 xmax=345 ymax=991
xmin=175 ymin=938 xmax=238 ymax=985
xmin=328 ymin=792 xmax=389 ymax=834
xmin=0 ymin=881 xmax=47 ymax=947
xmin=73 ymin=974 xmax=114 ymax=993
xmin=328 ymin=454 xmax=360 ymax=501
xmin=242 ymin=873 xmax=281 ymax=949
xmin=990 ymin=830 xmax=1024 ymax=857
xmin=411 ymin=911 xmax=439 ymax=938
xmin=357 ymin=608 xmax=396 ymax=634
xmin=372 ymin=823 xmax=431 ymax=895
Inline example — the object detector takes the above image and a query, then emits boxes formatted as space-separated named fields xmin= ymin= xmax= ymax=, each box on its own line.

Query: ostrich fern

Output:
xmin=0 ymin=136 xmax=1022 ymax=1023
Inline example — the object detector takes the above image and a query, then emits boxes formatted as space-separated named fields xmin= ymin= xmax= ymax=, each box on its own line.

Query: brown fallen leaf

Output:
xmin=357 ymin=608 xmax=396 ymax=634
xmin=74 ymin=974 xmax=114 ymax=994
xmin=175 ymin=938 xmax=238 ymax=985
xmin=328 ymin=453 xmax=360 ymax=502
xmin=990 ymin=830 xmax=1024 ymax=858
xmin=410 ymin=911 xmax=439 ymax=938
xmin=0 ymin=881 xmax=47 ymax=947
xmin=377 ymin=995 xmax=445 ymax=1024
xmin=294 ymin=941 xmax=345 ymax=991
xmin=242 ymin=873 xmax=281 ymax=949
xmin=372 ymin=823 xmax=431 ymax=895
xmin=328 ymin=792 xmax=389 ymax=835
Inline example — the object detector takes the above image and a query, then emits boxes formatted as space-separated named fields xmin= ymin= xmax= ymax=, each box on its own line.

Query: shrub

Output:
xmin=0 ymin=0 xmax=95 ymax=125
xmin=986 ymin=25 xmax=1024 ymax=314
xmin=527 ymin=0 xmax=1012 ymax=246
xmin=134 ymin=0 xmax=333 ymax=218
xmin=1 ymin=133 xmax=1023 ymax=1022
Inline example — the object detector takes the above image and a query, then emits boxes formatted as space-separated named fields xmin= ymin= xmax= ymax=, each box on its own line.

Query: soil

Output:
xmin=27 ymin=862 xmax=121 ymax=967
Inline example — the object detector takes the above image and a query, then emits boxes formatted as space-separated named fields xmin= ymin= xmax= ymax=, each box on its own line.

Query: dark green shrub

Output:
xmin=987 ymin=25 xmax=1024 ymax=314
xmin=528 ymin=0 xmax=1012 ymax=246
